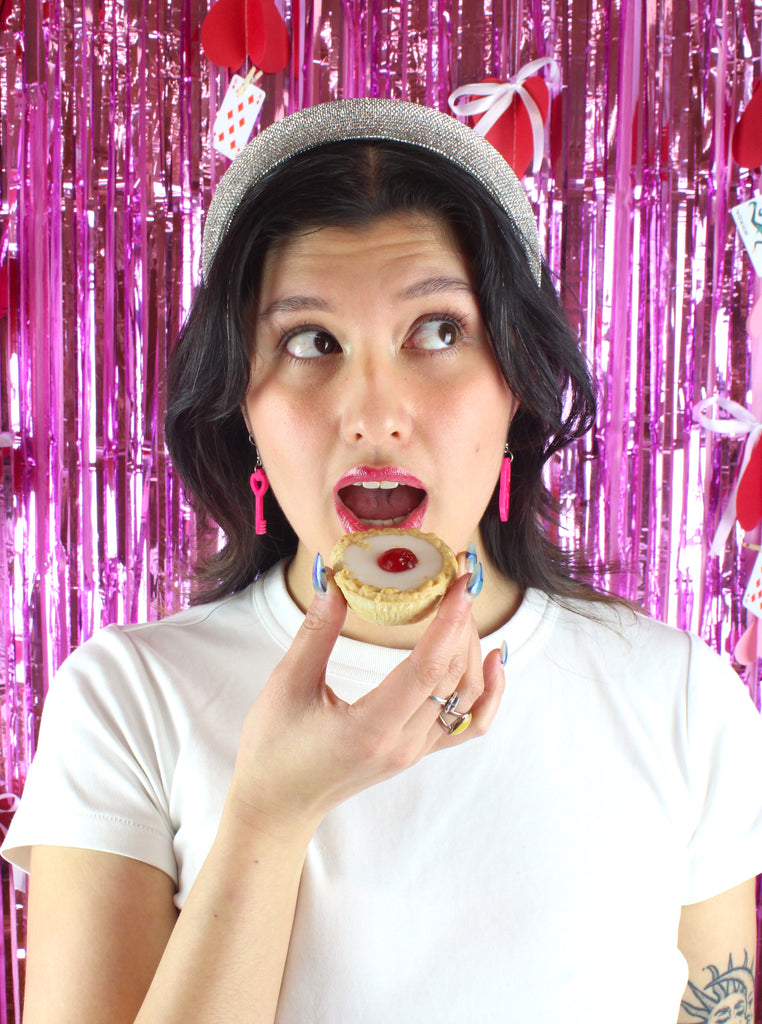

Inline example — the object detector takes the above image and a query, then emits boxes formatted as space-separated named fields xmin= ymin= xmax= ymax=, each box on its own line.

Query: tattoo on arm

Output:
xmin=680 ymin=954 xmax=755 ymax=1023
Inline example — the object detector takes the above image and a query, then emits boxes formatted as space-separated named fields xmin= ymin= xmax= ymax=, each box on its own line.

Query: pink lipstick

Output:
xmin=334 ymin=466 xmax=428 ymax=533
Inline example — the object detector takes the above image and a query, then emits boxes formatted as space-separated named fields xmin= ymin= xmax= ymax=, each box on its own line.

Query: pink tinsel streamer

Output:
xmin=1 ymin=0 xmax=762 ymax=1019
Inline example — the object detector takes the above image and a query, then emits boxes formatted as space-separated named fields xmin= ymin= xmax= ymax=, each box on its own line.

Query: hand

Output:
xmin=226 ymin=568 xmax=506 ymax=840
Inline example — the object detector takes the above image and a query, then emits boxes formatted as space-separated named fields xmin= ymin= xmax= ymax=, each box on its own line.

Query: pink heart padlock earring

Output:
xmin=248 ymin=436 xmax=269 ymax=535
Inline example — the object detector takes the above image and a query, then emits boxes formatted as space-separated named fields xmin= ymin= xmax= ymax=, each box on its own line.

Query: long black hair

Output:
xmin=166 ymin=140 xmax=598 ymax=604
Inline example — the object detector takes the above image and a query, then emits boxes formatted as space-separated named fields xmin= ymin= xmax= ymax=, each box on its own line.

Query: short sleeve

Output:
xmin=683 ymin=633 xmax=762 ymax=904
xmin=1 ymin=626 xmax=179 ymax=883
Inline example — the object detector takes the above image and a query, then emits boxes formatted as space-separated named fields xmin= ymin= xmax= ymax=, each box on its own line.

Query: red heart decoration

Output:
xmin=737 ymin=434 xmax=762 ymax=531
xmin=247 ymin=0 xmax=290 ymax=73
xmin=202 ymin=0 xmax=247 ymax=70
xmin=201 ymin=0 xmax=289 ymax=73
xmin=732 ymin=77 xmax=762 ymax=168
xmin=468 ymin=75 xmax=550 ymax=178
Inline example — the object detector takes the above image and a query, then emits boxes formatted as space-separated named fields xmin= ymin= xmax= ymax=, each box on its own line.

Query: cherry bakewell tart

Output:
xmin=330 ymin=528 xmax=458 ymax=626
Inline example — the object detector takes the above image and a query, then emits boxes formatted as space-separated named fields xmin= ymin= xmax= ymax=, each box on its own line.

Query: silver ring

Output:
xmin=429 ymin=691 xmax=460 ymax=715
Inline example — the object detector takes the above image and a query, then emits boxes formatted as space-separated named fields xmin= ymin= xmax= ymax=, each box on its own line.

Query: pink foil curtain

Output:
xmin=1 ymin=0 xmax=761 ymax=1018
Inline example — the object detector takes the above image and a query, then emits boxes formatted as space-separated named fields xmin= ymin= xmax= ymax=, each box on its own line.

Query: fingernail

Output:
xmin=312 ymin=553 xmax=328 ymax=596
xmin=466 ymin=561 xmax=483 ymax=600
xmin=466 ymin=543 xmax=478 ymax=573
xmin=500 ymin=640 xmax=508 ymax=666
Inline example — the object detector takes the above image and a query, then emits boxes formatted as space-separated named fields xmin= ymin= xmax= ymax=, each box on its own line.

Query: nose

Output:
xmin=339 ymin=354 xmax=414 ymax=447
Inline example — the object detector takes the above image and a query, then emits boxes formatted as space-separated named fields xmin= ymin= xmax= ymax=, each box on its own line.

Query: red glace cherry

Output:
xmin=377 ymin=547 xmax=418 ymax=573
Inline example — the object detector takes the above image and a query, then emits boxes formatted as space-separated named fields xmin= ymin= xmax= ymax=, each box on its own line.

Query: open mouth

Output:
xmin=335 ymin=470 xmax=428 ymax=532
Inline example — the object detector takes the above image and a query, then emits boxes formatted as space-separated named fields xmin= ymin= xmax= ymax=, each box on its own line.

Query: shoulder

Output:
xmin=544 ymin=593 xmax=690 ymax=667
xmin=66 ymin=565 xmax=289 ymax=671
xmin=45 ymin=567 xmax=294 ymax=719
xmin=537 ymin=592 xmax=751 ymax=709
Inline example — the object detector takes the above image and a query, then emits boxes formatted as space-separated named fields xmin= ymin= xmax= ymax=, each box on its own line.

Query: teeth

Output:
xmin=352 ymin=480 xmax=400 ymax=490
xmin=360 ymin=515 xmax=408 ymax=527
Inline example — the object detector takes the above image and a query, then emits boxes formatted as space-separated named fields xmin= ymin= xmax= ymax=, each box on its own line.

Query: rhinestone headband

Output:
xmin=202 ymin=97 xmax=542 ymax=283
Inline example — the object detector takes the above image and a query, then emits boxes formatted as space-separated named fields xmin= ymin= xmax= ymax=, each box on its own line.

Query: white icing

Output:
xmin=341 ymin=534 xmax=443 ymax=591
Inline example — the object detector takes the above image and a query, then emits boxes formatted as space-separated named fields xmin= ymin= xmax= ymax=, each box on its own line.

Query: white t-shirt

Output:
xmin=4 ymin=563 xmax=762 ymax=1022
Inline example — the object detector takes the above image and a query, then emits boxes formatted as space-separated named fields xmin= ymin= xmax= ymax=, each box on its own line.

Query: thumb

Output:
xmin=275 ymin=557 xmax=348 ymax=698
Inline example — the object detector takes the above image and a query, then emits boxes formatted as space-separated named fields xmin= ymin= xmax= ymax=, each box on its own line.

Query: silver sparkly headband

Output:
xmin=202 ymin=97 xmax=542 ymax=283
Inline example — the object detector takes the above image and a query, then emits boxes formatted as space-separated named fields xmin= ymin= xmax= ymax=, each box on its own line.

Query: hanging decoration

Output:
xmin=201 ymin=0 xmax=290 ymax=73
xmin=733 ymin=77 xmax=762 ymax=169
xmin=212 ymin=70 xmax=266 ymax=160
xmin=203 ymin=0 xmax=289 ymax=159
xmin=447 ymin=57 xmax=559 ymax=177
xmin=693 ymin=397 xmax=762 ymax=557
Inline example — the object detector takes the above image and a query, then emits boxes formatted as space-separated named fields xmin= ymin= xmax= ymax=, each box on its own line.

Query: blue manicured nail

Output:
xmin=466 ymin=561 xmax=483 ymax=600
xmin=500 ymin=640 xmax=508 ymax=666
xmin=466 ymin=543 xmax=478 ymax=573
xmin=312 ymin=553 xmax=328 ymax=596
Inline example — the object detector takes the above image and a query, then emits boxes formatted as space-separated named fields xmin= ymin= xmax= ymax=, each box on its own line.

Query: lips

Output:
xmin=334 ymin=467 xmax=428 ymax=532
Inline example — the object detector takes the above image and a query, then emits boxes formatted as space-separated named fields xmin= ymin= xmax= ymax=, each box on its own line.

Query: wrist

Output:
xmin=221 ymin=785 xmax=323 ymax=853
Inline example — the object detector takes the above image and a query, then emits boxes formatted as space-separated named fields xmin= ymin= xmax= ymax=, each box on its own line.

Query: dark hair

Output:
xmin=165 ymin=140 xmax=598 ymax=604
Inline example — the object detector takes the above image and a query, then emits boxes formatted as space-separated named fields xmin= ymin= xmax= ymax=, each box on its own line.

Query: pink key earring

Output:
xmin=499 ymin=444 xmax=513 ymax=522
xmin=248 ymin=436 xmax=269 ymax=536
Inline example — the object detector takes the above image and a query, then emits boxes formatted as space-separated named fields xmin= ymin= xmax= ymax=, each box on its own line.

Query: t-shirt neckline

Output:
xmin=253 ymin=560 xmax=554 ymax=686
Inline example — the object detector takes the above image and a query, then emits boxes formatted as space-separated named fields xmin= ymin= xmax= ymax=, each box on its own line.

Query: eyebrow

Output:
xmin=258 ymin=295 xmax=331 ymax=321
xmin=395 ymin=276 xmax=475 ymax=301
xmin=258 ymin=276 xmax=475 ymax=322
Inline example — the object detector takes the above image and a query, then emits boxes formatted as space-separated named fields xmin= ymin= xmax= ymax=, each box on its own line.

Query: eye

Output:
xmin=283 ymin=328 xmax=340 ymax=360
xmin=407 ymin=317 xmax=463 ymax=351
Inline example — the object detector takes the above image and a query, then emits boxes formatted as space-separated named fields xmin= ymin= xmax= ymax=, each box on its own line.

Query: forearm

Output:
xmin=135 ymin=805 xmax=313 ymax=1024
xmin=676 ymin=879 xmax=758 ymax=1024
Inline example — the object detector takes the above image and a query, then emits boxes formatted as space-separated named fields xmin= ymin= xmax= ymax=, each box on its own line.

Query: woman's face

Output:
xmin=244 ymin=212 xmax=515 ymax=599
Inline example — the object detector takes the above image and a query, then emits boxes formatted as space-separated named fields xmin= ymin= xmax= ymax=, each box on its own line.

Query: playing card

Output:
xmin=731 ymin=196 xmax=762 ymax=276
xmin=742 ymin=550 xmax=762 ymax=619
xmin=212 ymin=75 xmax=266 ymax=160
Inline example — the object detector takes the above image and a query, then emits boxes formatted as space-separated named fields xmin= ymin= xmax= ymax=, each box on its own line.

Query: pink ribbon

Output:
xmin=693 ymin=396 xmax=762 ymax=556
xmin=447 ymin=58 xmax=560 ymax=175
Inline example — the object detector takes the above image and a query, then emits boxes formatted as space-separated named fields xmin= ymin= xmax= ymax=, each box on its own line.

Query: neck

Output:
xmin=286 ymin=541 xmax=522 ymax=649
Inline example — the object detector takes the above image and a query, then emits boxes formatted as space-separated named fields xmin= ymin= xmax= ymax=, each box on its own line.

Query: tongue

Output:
xmin=340 ymin=485 xmax=425 ymax=522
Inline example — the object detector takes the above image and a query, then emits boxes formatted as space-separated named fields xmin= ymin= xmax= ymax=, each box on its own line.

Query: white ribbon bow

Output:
xmin=448 ymin=57 xmax=560 ymax=175
xmin=693 ymin=396 xmax=762 ymax=556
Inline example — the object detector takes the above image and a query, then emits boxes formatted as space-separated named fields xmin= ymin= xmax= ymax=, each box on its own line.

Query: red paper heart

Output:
xmin=247 ymin=0 xmax=290 ymax=73
xmin=468 ymin=76 xmax=549 ymax=178
xmin=732 ymin=77 xmax=762 ymax=168
xmin=737 ymin=435 xmax=762 ymax=531
xmin=202 ymin=0 xmax=289 ymax=73
xmin=202 ymin=0 xmax=247 ymax=70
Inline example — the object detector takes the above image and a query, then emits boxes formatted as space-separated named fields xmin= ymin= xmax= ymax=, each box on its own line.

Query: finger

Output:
xmin=355 ymin=573 xmax=476 ymax=727
xmin=431 ymin=643 xmax=506 ymax=749
xmin=451 ymin=616 xmax=487 ymax=710
xmin=271 ymin=562 xmax=348 ymax=703
xmin=456 ymin=543 xmax=479 ymax=578
xmin=410 ymin=613 xmax=481 ymax=734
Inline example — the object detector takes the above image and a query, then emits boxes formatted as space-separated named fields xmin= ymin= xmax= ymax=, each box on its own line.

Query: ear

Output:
xmin=240 ymin=403 xmax=254 ymax=440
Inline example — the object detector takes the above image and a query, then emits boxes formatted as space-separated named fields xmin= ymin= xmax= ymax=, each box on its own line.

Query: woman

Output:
xmin=4 ymin=98 xmax=762 ymax=1024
